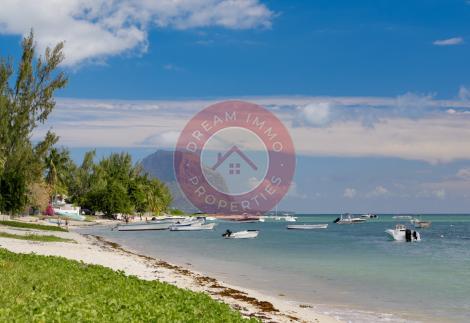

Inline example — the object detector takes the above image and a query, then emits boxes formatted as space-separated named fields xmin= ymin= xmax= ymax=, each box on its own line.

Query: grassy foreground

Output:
xmin=0 ymin=232 xmax=73 ymax=243
xmin=0 ymin=249 xmax=253 ymax=322
xmin=0 ymin=220 xmax=67 ymax=232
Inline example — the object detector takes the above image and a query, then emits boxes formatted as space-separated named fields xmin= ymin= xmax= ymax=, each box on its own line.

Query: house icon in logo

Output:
xmin=211 ymin=145 xmax=258 ymax=175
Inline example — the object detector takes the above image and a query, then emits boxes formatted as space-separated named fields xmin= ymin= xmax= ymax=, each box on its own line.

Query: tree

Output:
xmin=100 ymin=180 xmax=132 ymax=218
xmin=44 ymin=147 xmax=73 ymax=200
xmin=146 ymin=178 xmax=172 ymax=215
xmin=28 ymin=180 xmax=51 ymax=213
xmin=0 ymin=31 xmax=67 ymax=214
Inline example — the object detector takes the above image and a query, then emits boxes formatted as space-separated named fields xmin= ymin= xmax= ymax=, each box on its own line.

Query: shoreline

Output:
xmin=0 ymin=221 xmax=338 ymax=323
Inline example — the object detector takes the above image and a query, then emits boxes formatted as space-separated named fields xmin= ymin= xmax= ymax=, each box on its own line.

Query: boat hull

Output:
xmin=170 ymin=223 xmax=216 ymax=231
xmin=117 ymin=222 xmax=172 ymax=231
xmin=224 ymin=230 xmax=259 ymax=239
xmin=287 ymin=224 xmax=328 ymax=230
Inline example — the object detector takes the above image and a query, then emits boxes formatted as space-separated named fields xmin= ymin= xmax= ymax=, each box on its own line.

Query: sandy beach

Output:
xmin=0 ymin=219 xmax=339 ymax=323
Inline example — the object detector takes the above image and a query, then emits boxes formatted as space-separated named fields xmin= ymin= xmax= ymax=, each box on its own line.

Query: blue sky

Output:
xmin=1 ymin=0 xmax=470 ymax=212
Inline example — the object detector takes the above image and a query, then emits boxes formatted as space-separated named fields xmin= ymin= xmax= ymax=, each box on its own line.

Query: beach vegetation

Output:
xmin=0 ymin=232 xmax=73 ymax=242
xmin=0 ymin=249 xmax=253 ymax=322
xmin=0 ymin=220 xmax=68 ymax=232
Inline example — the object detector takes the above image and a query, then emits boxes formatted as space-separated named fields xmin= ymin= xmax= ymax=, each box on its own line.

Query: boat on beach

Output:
xmin=385 ymin=224 xmax=421 ymax=242
xmin=170 ymin=223 xmax=216 ymax=231
xmin=287 ymin=224 xmax=328 ymax=230
xmin=333 ymin=214 xmax=366 ymax=224
xmin=222 ymin=230 xmax=259 ymax=239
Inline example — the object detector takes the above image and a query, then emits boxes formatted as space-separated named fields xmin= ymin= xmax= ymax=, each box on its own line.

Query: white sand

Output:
xmin=0 ymin=220 xmax=340 ymax=323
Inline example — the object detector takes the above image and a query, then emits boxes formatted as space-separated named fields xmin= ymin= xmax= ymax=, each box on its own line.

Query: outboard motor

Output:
xmin=413 ymin=231 xmax=418 ymax=241
xmin=222 ymin=229 xmax=232 ymax=237
xmin=333 ymin=217 xmax=340 ymax=223
xmin=405 ymin=229 xmax=412 ymax=242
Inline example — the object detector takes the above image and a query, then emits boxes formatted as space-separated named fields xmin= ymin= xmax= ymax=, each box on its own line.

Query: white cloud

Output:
xmin=366 ymin=185 xmax=389 ymax=198
xmin=286 ymin=182 xmax=307 ymax=199
xmin=32 ymin=95 xmax=470 ymax=164
xmin=433 ymin=189 xmax=446 ymax=199
xmin=140 ymin=131 xmax=180 ymax=148
xmin=163 ymin=64 xmax=183 ymax=72
xmin=0 ymin=0 xmax=273 ymax=66
xmin=458 ymin=85 xmax=470 ymax=101
xmin=294 ymin=102 xmax=332 ymax=127
xmin=343 ymin=188 xmax=357 ymax=199
xmin=433 ymin=37 xmax=464 ymax=46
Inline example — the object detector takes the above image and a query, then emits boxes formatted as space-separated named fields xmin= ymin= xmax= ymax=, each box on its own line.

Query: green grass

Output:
xmin=0 ymin=220 xmax=68 ymax=232
xmin=0 ymin=249 xmax=254 ymax=322
xmin=0 ymin=232 xmax=73 ymax=243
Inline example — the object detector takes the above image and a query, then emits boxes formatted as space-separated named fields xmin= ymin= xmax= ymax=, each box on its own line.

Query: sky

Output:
xmin=1 ymin=0 xmax=470 ymax=213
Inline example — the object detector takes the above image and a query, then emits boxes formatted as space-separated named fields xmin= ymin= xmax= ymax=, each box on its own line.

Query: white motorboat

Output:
xmin=287 ymin=224 xmax=328 ymax=230
xmin=333 ymin=214 xmax=366 ymax=224
xmin=222 ymin=230 xmax=259 ymax=239
xmin=360 ymin=213 xmax=378 ymax=219
xmin=285 ymin=215 xmax=297 ymax=222
xmin=170 ymin=223 xmax=216 ymax=231
xmin=116 ymin=221 xmax=172 ymax=231
xmin=385 ymin=224 xmax=421 ymax=242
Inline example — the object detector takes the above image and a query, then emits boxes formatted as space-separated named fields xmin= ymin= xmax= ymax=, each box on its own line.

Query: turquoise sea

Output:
xmin=77 ymin=215 xmax=470 ymax=322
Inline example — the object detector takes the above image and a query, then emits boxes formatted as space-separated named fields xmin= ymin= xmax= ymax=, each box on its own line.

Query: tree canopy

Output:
xmin=0 ymin=33 xmax=172 ymax=217
xmin=0 ymin=31 xmax=67 ymax=214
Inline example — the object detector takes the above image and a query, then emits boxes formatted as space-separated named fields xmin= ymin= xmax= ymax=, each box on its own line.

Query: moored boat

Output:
xmin=393 ymin=215 xmax=412 ymax=220
xmin=222 ymin=230 xmax=259 ymax=239
xmin=360 ymin=213 xmax=378 ymax=219
xmin=116 ymin=221 xmax=172 ymax=231
xmin=287 ymin=224 xmax=328 ymax=230
xmin=385 ymin=224 xmax=421 ymax=242
xmin=170 ymin=223 xmax=216 ymax=231
xmin=333 ymin=214 xmax=366 ymax=224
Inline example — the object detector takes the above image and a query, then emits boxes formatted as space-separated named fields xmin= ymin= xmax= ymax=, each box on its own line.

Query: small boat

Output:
xmin=170 ymin=223 xmax=216 ymax=231
xmin=222 ymin=229 xmax=259 ymax=239
xmin=413 ymin=221 xmax=432 ymax=228
xmin=385 ymin=224 xmax=421 ymax=242
xmin=333 ymin=214 xmax=366 ymax=224
xmin=392 ymin=215 xmax=412 ymax=220
xmin=360 ymin=213 xmax=378 ymax=219
xmin=285 ymin=215 xmax=297 ymax=222
xmin=287 ymin=224 xmax=328 ymax=230
xmin=116 ymin=221 xmax=172 ymax=231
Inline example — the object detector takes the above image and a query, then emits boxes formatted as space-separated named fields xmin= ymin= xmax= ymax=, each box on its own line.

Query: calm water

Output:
xmin=77 ymin=215 xmax=470 ymax=322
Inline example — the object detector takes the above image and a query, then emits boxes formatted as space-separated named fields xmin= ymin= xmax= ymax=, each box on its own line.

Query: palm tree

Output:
xmin=44 ymin=148 xmax=72 ymax=202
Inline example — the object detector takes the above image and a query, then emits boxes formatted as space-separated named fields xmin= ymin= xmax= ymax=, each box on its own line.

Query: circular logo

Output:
xmin=174 ymin=101 xmax=295 ymax=215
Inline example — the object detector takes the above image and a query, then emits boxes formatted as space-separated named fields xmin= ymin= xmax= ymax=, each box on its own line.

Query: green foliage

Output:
xmin=68 ymin=152 xmax=172 ymax=218
xmin=44 ymin=147 xmax=75 ymax=198
xmin=0 ymin=220 xmax=68 ymax=232
xmin=0 ymin=232 xmax=73 ymax=242
xmin=0 ymin=170 xmax=28 ymax=214
xmin=0 ymin=249 xmax=252 ymax=322
xmin=170 ymin=208 xmax=186 ymax=215
xmin=0 ymin=31 xmax=67 ymax=214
